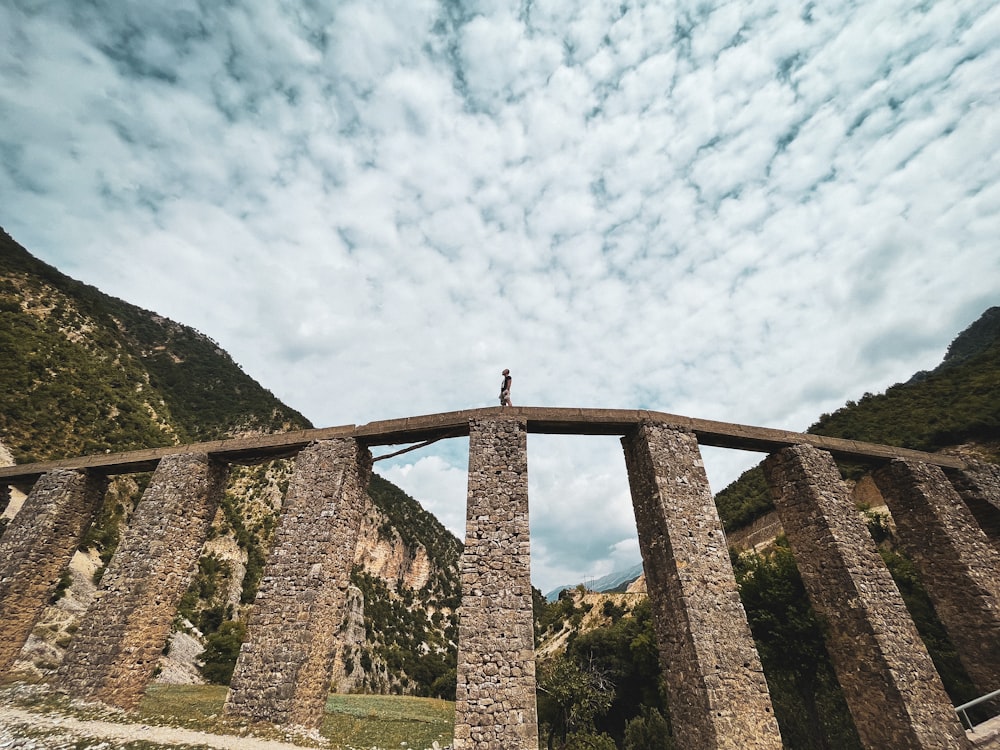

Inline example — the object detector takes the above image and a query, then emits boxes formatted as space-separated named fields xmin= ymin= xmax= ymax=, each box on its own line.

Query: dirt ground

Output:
xmin=0 ymin=703 xmax=320 ymax=750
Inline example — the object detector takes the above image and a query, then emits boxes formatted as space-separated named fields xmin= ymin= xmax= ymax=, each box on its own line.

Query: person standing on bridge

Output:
xmin=499 ymin=368 xmax=512 ymax=407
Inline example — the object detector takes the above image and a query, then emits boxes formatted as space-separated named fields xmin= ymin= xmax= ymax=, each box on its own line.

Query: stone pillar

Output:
xmin=764 ymin=445 xmax=968 ymax=749
xmin=873 ymin=459 xmax=1000 ymax=696
xmin=0 ymin=470 xmax=107 ymax=673
xmin=622 ymin=423 xmax=781 ymax=750
xmin=224 ymin=438 xmax=371 ymax=729
xmin=950 ymin=461 xmax=1000 ymax=547
xmin=58 ymin=453 xmax=227 ymax=709
xmin=454 ymin=418 xmax=538 ymax=750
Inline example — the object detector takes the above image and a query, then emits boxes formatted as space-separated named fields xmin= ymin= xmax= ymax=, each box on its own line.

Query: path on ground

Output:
xmin=0 ymin=705 xmax=317 ymax=750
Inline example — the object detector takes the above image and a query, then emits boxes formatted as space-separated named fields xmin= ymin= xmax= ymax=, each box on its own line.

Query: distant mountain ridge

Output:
xmin=545 ymin=561 xmax=644 ymax=601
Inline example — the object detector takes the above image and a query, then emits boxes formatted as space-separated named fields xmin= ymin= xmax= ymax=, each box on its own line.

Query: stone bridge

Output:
xmin=1 ymin=406 xmax=999 ymax=749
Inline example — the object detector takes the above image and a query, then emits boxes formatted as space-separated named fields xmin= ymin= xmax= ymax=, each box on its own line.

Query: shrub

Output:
xmin=198 ymin=620 xmax=247 ymax=685
xmin=562 ymin=731 xmax=617 ymax=750
xmin=624 ymin=706 xmax=673 ymax=750
xmin=49 ymin=569 xmax=73 ymax=603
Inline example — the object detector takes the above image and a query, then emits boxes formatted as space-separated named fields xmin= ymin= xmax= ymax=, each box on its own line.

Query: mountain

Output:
xmin=0 ymin=227 xmax=311 ymax=462
xmin=715 ymin=306 xmax=1000 ymax=533
xmin=545 ymin=561 xmax=644 ymax=602
xmin=0 ymin=227 xmax=461 ymax=698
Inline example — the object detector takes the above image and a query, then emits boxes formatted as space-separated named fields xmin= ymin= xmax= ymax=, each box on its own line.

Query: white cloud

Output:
xmin=378 ymin=452 xmax=470 ymax=540
xmin=2 ymin=0 xmax=999 ymax=592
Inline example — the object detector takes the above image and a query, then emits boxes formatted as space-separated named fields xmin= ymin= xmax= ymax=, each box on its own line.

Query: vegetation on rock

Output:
xmin=0 ymin=228 xmax=311 ymax=463
xmin=534 ymin=591 xmax=664 ymax=747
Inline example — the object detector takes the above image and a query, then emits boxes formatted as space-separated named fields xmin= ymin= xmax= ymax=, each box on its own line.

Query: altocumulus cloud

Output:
xmin=1 ymin=0 xmax=998 ymax=591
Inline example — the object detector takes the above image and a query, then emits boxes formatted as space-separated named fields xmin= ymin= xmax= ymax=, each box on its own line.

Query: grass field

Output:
xmin=137 ymin=684 xmax=455 ymax=749
xmin=321 ymin=694 xmax=454 ymax=749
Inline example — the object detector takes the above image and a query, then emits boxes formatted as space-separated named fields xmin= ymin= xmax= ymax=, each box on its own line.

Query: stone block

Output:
xmin=950 ymin=461 xmax=1000 ymax=548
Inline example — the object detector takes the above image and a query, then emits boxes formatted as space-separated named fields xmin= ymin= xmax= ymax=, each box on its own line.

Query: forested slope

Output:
xmin=0 ymin=228 xmax=311 ymax=462
xmin=716 ymin=306 xmax=1000 ymax=532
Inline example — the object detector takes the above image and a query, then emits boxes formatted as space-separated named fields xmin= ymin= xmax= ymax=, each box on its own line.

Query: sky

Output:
xmin=1 ymin=0 xmax=998 ymax=594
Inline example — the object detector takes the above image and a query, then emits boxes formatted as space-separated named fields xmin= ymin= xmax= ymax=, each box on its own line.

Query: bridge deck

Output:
xmin=0 ymin=406 xmax=965 ymax=485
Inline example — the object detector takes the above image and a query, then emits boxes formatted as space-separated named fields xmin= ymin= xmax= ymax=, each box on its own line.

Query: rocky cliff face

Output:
xmin=356 ymin=500 xmax=435 ymax=591
xmin=337 ymin=490 xmax=459 ymax=695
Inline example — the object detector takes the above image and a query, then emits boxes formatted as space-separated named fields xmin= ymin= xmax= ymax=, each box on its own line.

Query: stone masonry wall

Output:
xmin=873 ymin=459 xmax=1000 ymax=697
xmin=454 ymin=418 xmax=538 ymax=750
xmin=621 ymin=423 xmax=781 ymax=749
xmin=764 ymin=445 xmax=969 ymax=749
xmin=951 ymin=461 xmax=1000 ymax=548
xmin=58 ymin=453 xmax=228 ymax=709
xmin=0 ymin=470 xmax=107 ymax=673
xmin=952 ymin=461 xmax=1000 ymax=512
xmin=224 ymin=438 xmax=372 ymax=729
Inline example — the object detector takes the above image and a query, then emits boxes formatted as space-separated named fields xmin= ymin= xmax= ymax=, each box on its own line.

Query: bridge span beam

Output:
xmin=623 ymin=423 xmax=782 ymax=749
xmin=764 ymin=445 xmax=969 ymax=749
xmin=0 ymin=469 xmax=107 ymax=673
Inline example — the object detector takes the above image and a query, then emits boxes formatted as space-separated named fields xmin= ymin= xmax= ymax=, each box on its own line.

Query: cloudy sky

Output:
xmin=2 ymin=0 xmax=998 ymax=593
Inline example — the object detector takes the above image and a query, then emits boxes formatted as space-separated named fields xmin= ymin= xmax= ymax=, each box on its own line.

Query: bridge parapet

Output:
xmin=0 ymin=407 xmax=965 ymax=488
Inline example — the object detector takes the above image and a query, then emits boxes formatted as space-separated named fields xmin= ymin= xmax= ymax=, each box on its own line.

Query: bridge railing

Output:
xmin=956 ymin=688 xmax=1000 ymax=732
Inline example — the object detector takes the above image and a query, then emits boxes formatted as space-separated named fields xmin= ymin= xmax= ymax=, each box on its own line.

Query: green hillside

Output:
xmin=0 ymin=228 xmax=311 ymax=462
xmin=716 ymin=306 xmax=1000 ymax=532
xmin=532 ymin=307 xmax=1000 ymax=748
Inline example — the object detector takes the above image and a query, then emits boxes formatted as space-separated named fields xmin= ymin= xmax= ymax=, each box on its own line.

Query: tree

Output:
xmin=198 ymin=620 xmax=247 ymax=684
xmin=563 ymin=730 xmax=618 ymax=749
xmin=732 ymin=540 xmax=861 ymax=749
xmin=537 ymin=656 xmax=615 ymax=750
xmin=624 ymin=706 xmax=673 ymax=750
xmin=566 ymin=598 xmax=665 ymax=741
